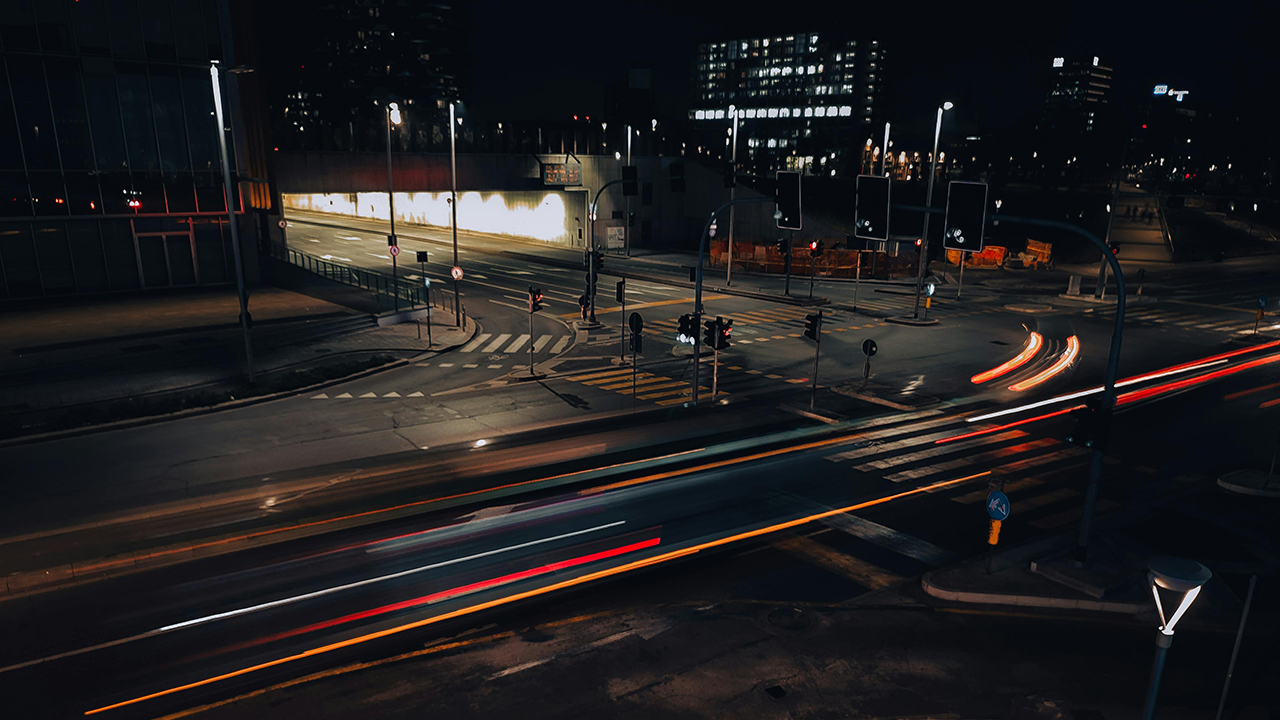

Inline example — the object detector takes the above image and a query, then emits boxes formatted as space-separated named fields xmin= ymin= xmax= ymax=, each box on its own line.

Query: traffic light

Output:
xmin=775 ymin=171 xmax=802 ymax=230
xmin=809 ymin=239 xmax=824 ymax=257
xmin=677 ymin=313 xmax=697 ymax=344
xmin=1108 ymin=242 xmax=1120 ymax=256
xmin=1066 ymin=401 xmax=1112 ymax=451
xmin=914 ymin=237 xmax=923 ymax=249
xmin=628 ymin=211 xmax=636 ymax=228
xmin=723 ymin=164 xmax=736 ymax=189
xmin=529 ymin=286 xmax=544 ymax=313
xmin=622 ymin=165 xmax=638 ymax=196
xmin=593 ymin=250 xmax=605 ymax=269
xmin=854 ymin=174 xmax=891 ymax=241
xmin=615 ymin=280 xmax=625 ymax=303
xmin=803 ymin=312 xmax=822 ymax=341
xmin=629 ymin=333 xmax=643 ymax=353
xmin=584 ymin=273 xmax=597 ymax=297
xmin=943 ymin=180 xmax=989 ymax=253
xmin=715 ymin=317 xmax=732 ymax=350
xmin=703 ymin=318 xmax=718 ymax=348
xmin=669 ymin=162 xmax=685 ymax=193
xmin=775 ymin=238 xmax=789 ymax=255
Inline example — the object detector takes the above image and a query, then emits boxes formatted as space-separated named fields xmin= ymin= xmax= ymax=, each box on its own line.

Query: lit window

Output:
xmin=807 ymin=65 xmax=816 ymax=74
xmin=695 ymin=110 xmax=706 ymax=120
xmin=804 ymin=107 xmax=813 ymax=117
xmin=780 ymin=108 xmax=790 ymax=118
xmin=839 ymin=106 xmax=852 ymax=116
xmin=714 ymin=109 xmax=726 ymax=119
xmin=815 ymin=107 xmax=826 ymax=117
xmin=767 ymin=108 xmax=779 ymax=118
xmin=768 ymin=138 xmax=777 ymax=148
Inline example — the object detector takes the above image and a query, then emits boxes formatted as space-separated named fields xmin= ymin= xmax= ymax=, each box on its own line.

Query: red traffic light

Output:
xmin=127 ymin=199 xmax=141 ymax=209
xmin=809 ymin=241 xmax=818 ymax=251
xmin=915 ymin=238 xmax=923 ymax=247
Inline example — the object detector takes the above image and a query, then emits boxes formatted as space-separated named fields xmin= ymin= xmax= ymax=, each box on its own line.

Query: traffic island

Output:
xmin=1215 ymin=469 xmax=1280 ymax=498
xmin=884 ymin=315 xmax=940 ymax=327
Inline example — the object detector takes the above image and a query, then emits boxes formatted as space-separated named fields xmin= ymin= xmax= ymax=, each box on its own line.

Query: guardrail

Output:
xmin=265 ymin=242 xmax=459 ymax=315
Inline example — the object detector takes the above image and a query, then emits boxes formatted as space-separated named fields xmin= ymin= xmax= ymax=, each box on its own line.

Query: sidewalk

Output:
xmin=0 ymin=284 xmax=473 ymax=438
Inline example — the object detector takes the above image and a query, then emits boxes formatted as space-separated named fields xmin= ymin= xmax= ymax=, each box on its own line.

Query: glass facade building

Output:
xmin=0 ymin=0 xmax=269 ymax=299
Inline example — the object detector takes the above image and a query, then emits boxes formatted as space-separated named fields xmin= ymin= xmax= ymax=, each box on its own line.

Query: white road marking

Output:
xmin=550 ymin=336 xmax=571 ymax=354
xmin=311 ymin=393 xmax=329 ymax=399
xmin=335 ymin=392 xmax=353 ymax=399
xmin=439 ymin=363 xmax=455 ymax=368
xmin=460 ymin=333 xmax=491 ymax=352
xmin=359 ymin=392 xmax=377 ymax=398
xmin=0 ymin=522 xmax=627 ymax=675
xmin=367 ymin=253 xmax=391 ymax=260
xmin=483 ymin=334 xmax=512 ymax=353
xmin=407 ymin=391 xmax=424 ymax=397
xmin=505 ymin=334 xmax=530 ymax=353
xmin=532 ymin=335 xmax=552 ymax=352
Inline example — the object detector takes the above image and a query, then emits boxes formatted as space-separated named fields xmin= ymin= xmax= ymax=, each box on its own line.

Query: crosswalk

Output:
xmin=1086 ymin=305 xmax=1263 ymax=334
xmin=459 ymin=333 xmax=573 ymax=355
xmin=758 ymin=409 xmax=1144 ymax=596
xmin=558 ymin=359 xmax=820 ymax=406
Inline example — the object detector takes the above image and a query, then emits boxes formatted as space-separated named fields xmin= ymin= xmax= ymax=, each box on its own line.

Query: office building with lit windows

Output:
xmin=1041 ymin=55 xmax=1112 ymax=135
xmin=0 ymin=0 xmax=272 ymax=299
xmin=687 ymin=33 xmax=885 ymax=178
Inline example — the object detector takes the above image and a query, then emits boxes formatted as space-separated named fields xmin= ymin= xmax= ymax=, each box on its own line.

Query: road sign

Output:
xmin=388 ymin=245 xmax=400 ymax=257
xmin=277 ymin=219 xmax=287 ymax=229
xmin=925 ymin=282 xmax=936 ymax=297
xmin=387 ymin=234 xmax=398 ymax=247
xmin=423 ymin=277 xmax=430 ymax=287
xmin=986 ymin=490 xmax=1011 ymax=521
xmin=862 ymin=339 xmax=878 ymax=357
xmin=628 ymin=312 xmax=643 ymax=334
xmin=943 ymin=180 xmax=988 ymax=253
xmin=416 ymin=250 xmax=430 ymax=263
xmin=451 ymin=266 xmax=464 ymax=281
xmin=1258 ymin=297 xmax=1268 ymax=309
xmin=854 ymin=174 xmax=891 ymax=242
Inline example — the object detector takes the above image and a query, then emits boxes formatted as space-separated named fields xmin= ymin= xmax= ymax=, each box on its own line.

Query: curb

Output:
xmin=920 ymin=570 xmax=1146 ymax=613
xmin=0 ymin=319 xmax=478 ymax=448
xmin=1004 ymin=304 xmax=1055 ymax=314
xmin=1215 ymin=470 xmax=1280 ymax=498
xmin=884 ymin=316 xmax=939 ymax=326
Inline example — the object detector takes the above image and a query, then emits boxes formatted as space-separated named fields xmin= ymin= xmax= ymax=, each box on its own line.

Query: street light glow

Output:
xmin=942 ymin=101 xmax=954 ymax=110
xmin=388 ymin=102 xmax=402 ymax=125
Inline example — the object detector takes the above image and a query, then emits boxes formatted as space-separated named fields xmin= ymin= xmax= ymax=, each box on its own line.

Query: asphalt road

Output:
xmin=2 ymin=332 xmax=1279 ymax=717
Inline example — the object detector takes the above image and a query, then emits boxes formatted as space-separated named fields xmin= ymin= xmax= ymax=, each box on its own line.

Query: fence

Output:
xmin=265 ymin=242 xmax=461 ymax=314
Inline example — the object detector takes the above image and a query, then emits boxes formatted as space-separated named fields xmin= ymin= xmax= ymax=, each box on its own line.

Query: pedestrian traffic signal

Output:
xmin=703 ymin=318 xmax=718 ymax=348
xmin=723 ymin=165 xmax=736 ymax=189
xmin=775 ymin=238 xmax=789 ymax=255
xmin=622 ymin=165 xmax=638 ymax=197
xmin=803 ymin=312 xmax=822 ymax=341
xmin=809 ymin=240 xmax=824 ymax=257
xmin=854 ymin=174 xmax=891 ymax=241
xmin=669 ymin=162 xmax=685 ymax=193
xmin=593 ymin=250 xmax=605 ymax=268
xmin=529 ymin=286 xmax=544 ymax=313
xmin=943 ymin=180 xmax=989 ymax=253
xmin=775 ymin=171 xmax=802 ymax=230
xmin=615 ymin=280 xmax=625 ymax=303
xmin=677 ymin=313 xmax=697 ymax=345
xmin=1108 ymin=242 xmax=1120 ymax=256
xmin=1066 ymin=401 xmax=1111 ymax=451
xmin=628 ymin=211 xmax=636 ymax=227
xmin=715 ymin=317 xmax=732 ymax=350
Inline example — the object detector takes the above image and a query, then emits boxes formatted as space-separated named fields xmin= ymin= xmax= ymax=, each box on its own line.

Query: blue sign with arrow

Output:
xmin=986 ymin=490 xmax=1011 ymax=521
xmin=1258 ymin=297 xmax=1268 ymax=310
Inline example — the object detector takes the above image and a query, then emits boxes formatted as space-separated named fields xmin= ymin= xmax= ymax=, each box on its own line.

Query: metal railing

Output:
xmin=266 ymin=242 xmax=461 ymax=316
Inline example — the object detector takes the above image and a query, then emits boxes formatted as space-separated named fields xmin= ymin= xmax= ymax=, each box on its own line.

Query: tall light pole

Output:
xmin=210 ymin=61 xmax=254 ymax=383
xmin=913 ymin=102 xmax=952 ymax=320
xmin=386 ymin=101 xmax=402 ymax=312
xmin=449 ymin=101 xmax=460 ymax=327
xmin=1143 ymin=558 xmax=1211 ymax=720
xmin=881 ymin=121 xmax=891 ymax=176
xmin=625 ymin=124 xmax=633 ymax=256
xmin=726 ymin=105 xmax=739 ymax=285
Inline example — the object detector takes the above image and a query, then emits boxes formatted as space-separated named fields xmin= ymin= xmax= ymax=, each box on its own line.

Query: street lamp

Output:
xmin=449 ymin=101 xmax=461 ymax=326
xmin=386 ymin=101 xmax=402 ymax=312
xmin=912 ymin=101 xmax=954 ymax=320
xmin=209 ymin=61 xmax=255 ymax=383
xmin=726 ymin=105 xmax=739 ymax=285
xmin=1142 ymin=557 xmax=1211 ymax=720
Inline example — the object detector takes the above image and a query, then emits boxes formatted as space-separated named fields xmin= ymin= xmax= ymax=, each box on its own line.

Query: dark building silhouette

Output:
xmin=0 ymin=0 xmax=272 ymax=299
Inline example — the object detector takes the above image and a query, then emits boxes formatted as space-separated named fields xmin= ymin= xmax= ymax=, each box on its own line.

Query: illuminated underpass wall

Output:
xmin=282 ymin=191 xmax=582 ymax=246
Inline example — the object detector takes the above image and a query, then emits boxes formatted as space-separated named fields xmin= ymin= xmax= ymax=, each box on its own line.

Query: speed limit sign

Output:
xmin=451 ymin=266 xmax=464 ymax=281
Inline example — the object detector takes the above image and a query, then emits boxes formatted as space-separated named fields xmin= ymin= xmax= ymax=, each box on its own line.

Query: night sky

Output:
xmin=466 ymin=0 xmax=1274 ymax=141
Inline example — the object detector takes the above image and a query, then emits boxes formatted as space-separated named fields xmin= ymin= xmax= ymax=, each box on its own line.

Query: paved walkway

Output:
xmin=1110 ymin=183 xmax=1174 ymax=265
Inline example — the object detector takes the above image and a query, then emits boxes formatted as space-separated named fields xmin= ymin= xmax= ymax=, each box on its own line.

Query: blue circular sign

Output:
xmin=986 ymin=490 xmax=1011 ymax=521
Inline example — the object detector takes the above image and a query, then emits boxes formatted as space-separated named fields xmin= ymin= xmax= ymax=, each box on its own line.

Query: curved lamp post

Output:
xmin=1143 ymin=556 xmax=1212 ymax=720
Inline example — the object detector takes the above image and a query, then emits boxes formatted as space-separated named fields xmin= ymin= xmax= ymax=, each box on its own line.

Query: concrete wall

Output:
xmin=275 ymin=152 xmax=849 ymax=253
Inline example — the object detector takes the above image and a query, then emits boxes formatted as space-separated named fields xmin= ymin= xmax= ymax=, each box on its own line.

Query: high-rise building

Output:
xmin=687 ymin=33 xmax=885 ymax=178
xmin=0 ymin=0 xmax=272 ymax=299
xmin=275 ymin=0 xmax=463 ymax=153
xmin=1041 ymin=55 xmax=1113 ymax=135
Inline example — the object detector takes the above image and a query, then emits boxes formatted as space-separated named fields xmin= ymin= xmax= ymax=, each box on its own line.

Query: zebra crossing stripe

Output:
xmin=855 ymin=429 xmax=1029 ymax=471
xmin=550 ymin=336 xmax=572 ymax=354
xmin=573 ymin=368 xmax=635 ymax=382
xmin=459 ymin=333 xmax=491 ymax=353
xmin=311 ymin=393 xmax=329 ymax=399
xmin=483 ymin=334 xmax=512 ymax=353
xmin=335 ymin=392 xmax=353 ymax=399
xmin=532 ymin=334 xmax=553 ymax=352
xmin=599 ymin=375 xmax=664 ymax=390
xmin=618 ymin=380 xmax=684 ymax=395
xmin=505 ymin=334 xmax=530 ymax=353
xmin=884 ymin=438 xmax=1059 ymax=483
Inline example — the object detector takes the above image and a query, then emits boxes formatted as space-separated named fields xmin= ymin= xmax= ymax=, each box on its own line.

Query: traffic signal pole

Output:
xmin=785 ymin=231 xmax=793 ymax=296
xmin=811 ymin=310 xmax=822 ymax=410
xmin=913 ymin=108 xmax=946 ymax=320
xmin=903 ymin=203 xmax=1129 ymax=564
xmin=210 ymin=62 xmax=254 ymax=383
xmin=693 ymin=196 xmax=772 ymax=405
xmin=588 ymin=179 xmax=624 ymax=325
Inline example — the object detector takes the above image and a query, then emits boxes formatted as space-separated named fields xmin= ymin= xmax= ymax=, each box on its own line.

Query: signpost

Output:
xmin=628 ymin=312 xmax=643 ymax=409
xmin=387 ymin=234 xmax=400 ymax=311
xmin=451 ymin=266 xmax=463 ymax=281
xmin=617 ymin=279 xmax=627 ymax=361
xmin=1256 ymin=297 xmax=1268 ymax=334
xmin=803 ymin=310 xmax=823 ymax=409
xmin=985 ymin=487 xmax=1011 ymax=573
xmin=861 ymin=338 xmax=877 ymax=386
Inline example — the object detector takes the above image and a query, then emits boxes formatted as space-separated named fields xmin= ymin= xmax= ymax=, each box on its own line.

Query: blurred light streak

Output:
xmin=1009 ymin=336 xmax=1079 ymax=392
xmin=971 ymin=332 xmax=1043 ymax=384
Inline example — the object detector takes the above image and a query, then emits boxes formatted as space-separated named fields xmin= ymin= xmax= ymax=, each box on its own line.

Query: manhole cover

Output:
xmin=764 ymin=685 xmax=787 ymax=699
xmin=766 ymin=607 xmax=810 ymax=630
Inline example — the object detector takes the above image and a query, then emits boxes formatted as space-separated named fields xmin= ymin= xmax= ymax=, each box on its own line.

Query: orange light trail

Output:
xmin=84 ymin=471 xmax=991 ymax=716
xmin=971 ymin=332 xmax=1043 ymax=384
xmin=1009 ymin=335 xmax=1079 ymax=392
xmin=1224 ymin=380 xmax=1280 ymax=401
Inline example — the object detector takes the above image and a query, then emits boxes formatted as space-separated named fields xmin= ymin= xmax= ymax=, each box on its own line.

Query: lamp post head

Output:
xmin=1148 ymin=557 xmax=1211 ymax=635
xmin=388 ymin=102 xmax=402 ymax=126
xmin=943 ymin=101 xmax=954 ymax=111
xmin=614 ymin=151 xmax=622 ymax=161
